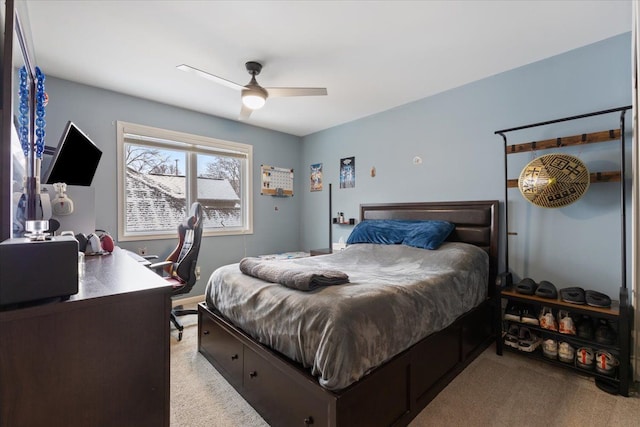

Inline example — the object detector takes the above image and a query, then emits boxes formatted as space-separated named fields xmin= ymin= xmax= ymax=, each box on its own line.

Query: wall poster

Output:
xmin=340 ymin=156 xmax=355 ymax=189
xmin=310 ymin=163 xmax=323 ymax=192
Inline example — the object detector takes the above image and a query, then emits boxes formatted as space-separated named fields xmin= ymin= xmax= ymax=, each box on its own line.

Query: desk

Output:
xmin=124 ymin=247 xmax=153 ymax=266
xmin=0 ymin=247 xmax=172 ymax=426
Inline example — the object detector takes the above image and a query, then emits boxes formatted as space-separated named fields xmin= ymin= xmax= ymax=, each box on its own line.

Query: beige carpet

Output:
xmin=169 ymin=314 xmax=267 ymax=427
xmin=170 ymin=314 xmax=639 ymax=427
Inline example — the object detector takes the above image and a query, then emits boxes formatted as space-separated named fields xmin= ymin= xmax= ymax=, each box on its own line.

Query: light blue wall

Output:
xmin=300 ymin=33 xmax=632 ymax=298
xmin=41 ymin=32 xmax=632 ymax=299
xmin=42 ymin=77 xmax=302 ymax=296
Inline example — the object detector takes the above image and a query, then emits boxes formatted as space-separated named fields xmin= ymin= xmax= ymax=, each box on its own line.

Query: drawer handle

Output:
xmin=304 ymin=416 xmax=314 ymax=425
xmin=203 ymin=330 xmax=210 ymax=335
xmin=231 ymin=354 xmax=239 ymax=360
xmin=249 ymin=371 xmax=257 ymax=378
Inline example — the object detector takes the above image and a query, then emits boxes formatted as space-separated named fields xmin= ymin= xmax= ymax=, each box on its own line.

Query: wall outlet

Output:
xmin=195 ymin=265 xmax=201 ymax=280
xmin=138 ymin=247 xmax=147 ymax=256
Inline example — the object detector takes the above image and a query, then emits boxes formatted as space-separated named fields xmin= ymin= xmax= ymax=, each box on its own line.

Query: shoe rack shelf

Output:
xmin=500 ymin=291 xmax=625 ymax=384
xmin=494 ymin=106 xmax=633 ymax=397
xmin=501 ymin=331 xmax=624 ymax=384
xmin=501 ymin=289 xmax=620 ymax=319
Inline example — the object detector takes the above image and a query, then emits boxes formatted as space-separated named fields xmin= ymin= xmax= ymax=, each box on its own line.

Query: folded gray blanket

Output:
xmin=239 ymin=257 xmax=349 ymax=291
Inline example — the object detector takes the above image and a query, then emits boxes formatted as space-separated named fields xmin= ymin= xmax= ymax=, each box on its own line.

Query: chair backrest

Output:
xmin=167 ymin=202 xmax=203 ymax=292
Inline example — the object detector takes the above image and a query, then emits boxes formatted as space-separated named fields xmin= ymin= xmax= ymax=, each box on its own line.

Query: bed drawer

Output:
xmin=199 ymin=314 xmax=244 ymax=388
xmin=411 ymin=325 xmax=460 ymax=402
xmin=243 ymin=349 xmax=329 ymax=427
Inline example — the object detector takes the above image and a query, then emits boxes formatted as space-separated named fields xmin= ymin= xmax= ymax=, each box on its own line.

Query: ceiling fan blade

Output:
xmin=239 ymin=104 xmax=253 ymax=120
xmin=265 ymin=87 xmax=327 ymax=98
xmin=177 ymin=64 xmax=244 ymax=91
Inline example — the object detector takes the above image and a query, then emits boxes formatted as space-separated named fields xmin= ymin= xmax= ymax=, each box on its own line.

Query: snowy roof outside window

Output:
xmin=125 ymin=169 xmax=241 ymax=231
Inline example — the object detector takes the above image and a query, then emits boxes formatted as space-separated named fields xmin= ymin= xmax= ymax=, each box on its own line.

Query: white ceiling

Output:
xmin=20 ymin=0 xmax=632 ymax=137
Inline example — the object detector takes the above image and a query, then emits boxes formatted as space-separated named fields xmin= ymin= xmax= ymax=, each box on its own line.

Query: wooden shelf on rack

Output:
xmin=500 ymin=288 xmax=619 ymax=317
xmin=507 ymin=129 xmax=621 ymax=154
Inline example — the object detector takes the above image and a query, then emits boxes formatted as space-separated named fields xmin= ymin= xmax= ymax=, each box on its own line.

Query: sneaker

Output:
xmin=518 ymin=327 xmax=542 ymax=352
xmin=543 ymin=339 xmax=558 ymax=359
xmin=504 ymin=324 xmax=520 ymax=349
xmin=504 ymin=304 xmax=521 ymax=322
xmin=558 ymin=310 xmax=576 ymax=335
xmin=520 ymin=305 xmax=539 ymax=326
xmin=558 ymin=342 xmax=575 ymax=363
xmin=595 ymin=319 xmax=617 ymax=345
xmin=576 ymin=347 xmax=595 ymax=370
xmin=539 ymin=307 xmax=558 ymax=331
xmin=576 ymin=315 xmax=594 ymax=340
xmin=595 ymin=350 xmax=619 ymax=376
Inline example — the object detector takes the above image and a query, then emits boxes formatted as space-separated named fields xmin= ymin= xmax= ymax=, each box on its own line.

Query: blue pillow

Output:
xmin=346 ymin=220 xmax=405 ymax=245
xmin=401 ymin=220 xmax=455 ymax=250
xmin=346 ymin=219 xmax=455 ymax=250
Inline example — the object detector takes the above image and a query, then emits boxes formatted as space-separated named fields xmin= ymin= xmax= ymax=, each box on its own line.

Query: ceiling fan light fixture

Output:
xmin=242 ymin=93 xmax=266 ymax=110
xmin=241 ymin=86 xmax=267 ymax=110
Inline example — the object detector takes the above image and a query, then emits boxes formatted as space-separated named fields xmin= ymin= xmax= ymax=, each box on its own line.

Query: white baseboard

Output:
xmin=172 ymin=294 xmax=205 ymax=308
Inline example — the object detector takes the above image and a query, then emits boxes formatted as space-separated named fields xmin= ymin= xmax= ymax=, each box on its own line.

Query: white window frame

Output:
xmin=116 ymin=121 xmax=253 ymax=241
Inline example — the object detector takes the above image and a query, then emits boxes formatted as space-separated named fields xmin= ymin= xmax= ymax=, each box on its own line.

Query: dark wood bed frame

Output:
xmin=198 ymin=200 xmax=499 ymax=426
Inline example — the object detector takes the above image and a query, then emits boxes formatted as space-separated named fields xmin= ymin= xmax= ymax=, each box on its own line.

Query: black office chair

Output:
xmin=148 ymin=202 xmax=203 ymax=341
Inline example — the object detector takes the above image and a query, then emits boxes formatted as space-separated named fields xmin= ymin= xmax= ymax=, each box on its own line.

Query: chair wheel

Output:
xmin=178 ymin=331 xmax=183 ymax=341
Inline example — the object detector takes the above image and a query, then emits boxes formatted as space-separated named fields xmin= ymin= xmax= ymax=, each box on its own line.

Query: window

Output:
xmin=116 ymin=121 xmax=253 ymax=241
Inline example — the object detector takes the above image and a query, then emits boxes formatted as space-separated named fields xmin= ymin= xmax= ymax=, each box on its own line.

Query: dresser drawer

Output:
xmin=199 ymin=314 xmax=244 ymax=388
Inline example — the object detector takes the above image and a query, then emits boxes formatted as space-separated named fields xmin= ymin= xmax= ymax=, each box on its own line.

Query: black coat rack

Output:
xmin=494 ymin=105 xmax=633 ymax=396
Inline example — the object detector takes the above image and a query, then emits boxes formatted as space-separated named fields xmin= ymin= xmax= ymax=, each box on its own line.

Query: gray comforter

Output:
xmin=205 ymin=242 xmax=488 ymax=391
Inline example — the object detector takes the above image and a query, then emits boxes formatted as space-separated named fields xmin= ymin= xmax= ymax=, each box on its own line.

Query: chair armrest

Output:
xmin=148 ymin=260 xmax=173 ymax=273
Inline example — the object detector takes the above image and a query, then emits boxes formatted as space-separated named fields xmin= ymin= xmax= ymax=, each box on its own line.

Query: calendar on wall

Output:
xmin=261 ymin=164 xmax=294 ymax=197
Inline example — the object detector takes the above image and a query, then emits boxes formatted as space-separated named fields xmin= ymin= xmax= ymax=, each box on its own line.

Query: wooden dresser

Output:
xmin=0 ymin=247 xmax=172 ymax=426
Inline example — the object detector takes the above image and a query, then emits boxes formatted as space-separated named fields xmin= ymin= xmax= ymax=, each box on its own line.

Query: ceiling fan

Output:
xmin=177 ymin=61 xmax=328 ymax=120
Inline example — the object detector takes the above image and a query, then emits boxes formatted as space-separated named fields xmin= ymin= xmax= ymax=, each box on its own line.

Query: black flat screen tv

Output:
xmin=42 ymin=121 xmax=102 ymax=186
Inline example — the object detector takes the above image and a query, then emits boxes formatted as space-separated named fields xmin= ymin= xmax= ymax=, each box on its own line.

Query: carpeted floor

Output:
xmin=169 ymin=314 xmax=267 ymax=427
xmin=170 ymin=313 xmax=639 ymax=427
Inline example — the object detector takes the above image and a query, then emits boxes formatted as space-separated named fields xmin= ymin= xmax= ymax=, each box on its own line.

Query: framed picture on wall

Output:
xmin=310 ymin=163 xmax=323 ymax=191
xmin=340 ymin=157 xmax=355 ymax=189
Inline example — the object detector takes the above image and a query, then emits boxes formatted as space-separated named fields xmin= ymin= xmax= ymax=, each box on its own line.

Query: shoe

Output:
xmin=504 ymin=304 xmax=521 ymax=322
xmin=520 ymin=305 xmax=539 ymax=326
xmin=543 ymin=339 xmax=558 ymax=359
xmin=558 ymin=310 xmax=576 ymax=335
xmin=518 ymin=327 xmax=542 ymax=352
xmin=595 ymin=319 xmax=617 ymax=345
xmin=595 ymin=351 xmax=619 ymax=376
xmin=558 ymin=342 xmax=575 ymax=363
xmin=585 ymin=290 xmax=612 ymax=308
xmin=535 ymin=280 xmax=558 ymax=299
xmin=576 ymin=315 xmax=594 ymax=340
xmin=504 ymin=324 xmax=520 ymax=349
xmin=515 ymin=278 xmax=538 ymax=295
xmin=539 ymin=307 xmax=558 ymax=331
xmin=560 ymin=287 xmax=586 ymax=304
xmin=576 ymin=347 xmax=595 ymax=370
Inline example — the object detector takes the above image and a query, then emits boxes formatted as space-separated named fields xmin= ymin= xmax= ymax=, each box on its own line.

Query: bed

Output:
xmin=198 ymin=200 xmax=499 ymax=426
